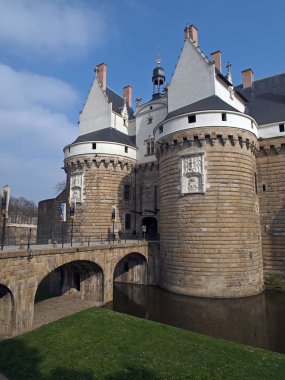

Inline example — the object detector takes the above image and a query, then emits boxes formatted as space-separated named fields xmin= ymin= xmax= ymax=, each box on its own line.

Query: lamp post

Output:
xmin=1 ymin=185 xmax=10 ymax=251
xmin=111 ymin=206 xmax=116 ymax=243
xmin=69 ymin=200 xmax=75 ymax=247
xmin=60 ymin=203 xmax=66 ymax=248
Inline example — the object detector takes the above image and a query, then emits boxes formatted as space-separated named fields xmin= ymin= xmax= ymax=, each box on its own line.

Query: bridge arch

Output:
xmin=0 ymin=284 xmax=14 ymax=336
xmin=113 ymin=252 xmax=147 ymax=285
xmin=35 ymin=260 xmax=104 ymax=304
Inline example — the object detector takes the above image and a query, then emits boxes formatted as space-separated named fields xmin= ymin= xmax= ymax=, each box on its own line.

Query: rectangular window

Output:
xmin=188 ymin=115 xmax=196 ymax=123
xmin=92 ymin=143 xmax=97 ymax=149
xmin=125 ymin=146 xmax=128 ymax=153
xmin=147 ymin=141 xmax=150 ymax=155
xmin=159 ymin=126 xmax=163 ymax=134
xmin=146 ymin=141 xmax=155 ymax=155
xmin=222 ymin=113 xmax=227 ymax=121
xmin=147 ymin=117 xmax=153 ymax=125
xmin=262 ymin=184 xmax=266 ymax=192
xmin=124 ymin=184 xmax=130 ymax=201
xmin=68 ymin=147 xmax=70 ymax=153
xmin=279 ymin=124 xmax=285 ymax=132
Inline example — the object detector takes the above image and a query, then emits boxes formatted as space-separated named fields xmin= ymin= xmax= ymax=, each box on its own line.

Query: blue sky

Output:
xmin=1 ymin=0 xmax=285 ymax=203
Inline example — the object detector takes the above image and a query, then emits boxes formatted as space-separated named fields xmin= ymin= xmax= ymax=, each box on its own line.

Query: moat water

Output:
xmin=106 ymin=283 xmax=285 ymax=354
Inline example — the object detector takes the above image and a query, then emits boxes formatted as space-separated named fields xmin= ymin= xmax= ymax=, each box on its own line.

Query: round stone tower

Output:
xmin=154 ymin=108 xmax=264 ymax=297
xmin=63 ymin=130 xmax=136 ymax=241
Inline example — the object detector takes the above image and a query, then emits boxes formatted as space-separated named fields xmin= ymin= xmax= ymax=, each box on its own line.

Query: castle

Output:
xmin=37 ymin=25 xmax=285 ymax=298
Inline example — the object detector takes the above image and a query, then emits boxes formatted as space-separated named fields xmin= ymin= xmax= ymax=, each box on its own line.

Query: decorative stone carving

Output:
xmin=70 ymin=171 xmax=84 ymax=203
xmin=181 ymin=153 xmax=204 ymax=194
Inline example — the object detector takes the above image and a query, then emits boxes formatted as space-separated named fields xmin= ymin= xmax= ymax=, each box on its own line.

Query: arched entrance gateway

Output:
xmin=35 ymin=261 xmax=104 ymax=305
xmin=0 ymin=284 xmax=14 ymax=336
xmin=142 ymin=217 xmax=157 ymax=238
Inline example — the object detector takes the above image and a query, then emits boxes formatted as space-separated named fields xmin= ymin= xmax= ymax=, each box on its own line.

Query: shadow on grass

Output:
xmin=106 ymin=365 xmax=163 ymax=380
xmin=0 ymin=339 xmax=162 ymax=380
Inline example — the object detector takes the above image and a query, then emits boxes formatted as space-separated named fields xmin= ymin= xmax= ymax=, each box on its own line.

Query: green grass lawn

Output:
xmin=0 ymin=307 xmax=285 ymax=380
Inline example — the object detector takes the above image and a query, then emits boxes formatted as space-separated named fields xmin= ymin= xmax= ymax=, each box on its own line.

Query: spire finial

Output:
xmin=156 ymin=45 xmax=161 ymax=67
xmin=226 ymin=61 xmax=233 ymax=84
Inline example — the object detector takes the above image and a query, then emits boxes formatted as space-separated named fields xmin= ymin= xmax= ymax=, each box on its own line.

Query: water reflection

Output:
xmin=106 ymin=283 xmax=285 ymax=354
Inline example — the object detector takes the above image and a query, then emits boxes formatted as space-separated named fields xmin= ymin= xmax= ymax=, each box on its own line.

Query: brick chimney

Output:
xmin=123 ymin=85 xmax=132 ymax=108
xmin=211 ymin=50 xmax=222 ymax=72
xmin=184 ymin=24 xmax=198 ymax=47
xmin=96 ymin=63 xmax=107 ymax=91
xmin=242 ymin=68 xmax=254 ymax=88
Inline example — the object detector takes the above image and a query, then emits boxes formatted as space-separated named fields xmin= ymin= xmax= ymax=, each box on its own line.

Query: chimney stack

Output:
xmin=211 ymin=50 xmax=222 ymax=72
xmin=184 ymin=24 xmax=198 ymax=47
xmin=96 ymin=63 xmax=107 ymax=91
xmin=242 ymin=68 xmax=254 ymax=88
xmin=123 ymin=85 xmax=132 ymax=108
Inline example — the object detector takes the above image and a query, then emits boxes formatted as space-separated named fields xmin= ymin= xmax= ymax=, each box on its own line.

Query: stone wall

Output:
xmin=37 ymin=190 xmax=67 ymax=244
xmin=157 ymin=127 xmax=263 ymax=297
xmin=1 ymin=223 xmax=37 ymax=245
xmin=64 ymin=155 xmax=136 ymax=241
xmin=256 ymin=137 xmax=285 ymax=281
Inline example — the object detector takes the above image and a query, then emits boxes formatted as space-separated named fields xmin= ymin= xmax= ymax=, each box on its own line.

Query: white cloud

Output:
xmin=0 ymin=63 xmax=78 ymax=202
xmin=0 ymin=0 xmax=107 ymax=59
xmin=0 ymin=63 xmax=78 ymax=110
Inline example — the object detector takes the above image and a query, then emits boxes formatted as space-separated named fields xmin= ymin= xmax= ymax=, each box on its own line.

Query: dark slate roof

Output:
xmin=106 ymin=87 xmax=135 ymax=120
xmin=73 ymin=128 xmax=136 ymax=147
xmin=235 ymin=73 xmax=285 ymax=125
xmin=164 ymin=95 xmax=240 ymax=121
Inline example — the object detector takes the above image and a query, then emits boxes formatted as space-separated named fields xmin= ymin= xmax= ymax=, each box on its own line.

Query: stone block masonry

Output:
xmin=157 ymin=127 xmax=263 ymax=297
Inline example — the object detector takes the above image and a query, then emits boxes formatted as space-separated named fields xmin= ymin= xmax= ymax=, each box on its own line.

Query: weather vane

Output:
xmin=156 ymin=45 xmax=161 ymax=67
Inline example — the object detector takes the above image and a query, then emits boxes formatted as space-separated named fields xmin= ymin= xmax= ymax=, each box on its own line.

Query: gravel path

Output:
xmin=32 ymin=295 xmax=102 ymax=330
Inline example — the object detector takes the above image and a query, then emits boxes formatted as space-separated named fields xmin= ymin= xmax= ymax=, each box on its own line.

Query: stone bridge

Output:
xmin=0 ymin=241 xmax=154 ymax=336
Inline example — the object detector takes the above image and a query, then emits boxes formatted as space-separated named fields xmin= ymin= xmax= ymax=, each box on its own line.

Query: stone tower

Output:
xmin=63 ymin=63 xmax=137 ymax=240
xmin=154 ymin=25 xmax=264 ymax=297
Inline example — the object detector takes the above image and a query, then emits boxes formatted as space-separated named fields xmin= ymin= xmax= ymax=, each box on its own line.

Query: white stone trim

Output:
xmin=154 ymin=110 xmax=258 ymax=141
xmin=64 ymin=141 xmax=137 ymax=160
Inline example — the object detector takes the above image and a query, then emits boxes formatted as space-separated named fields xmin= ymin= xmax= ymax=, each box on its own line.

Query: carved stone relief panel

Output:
xmin=181 ymin=153 xmax=204 ymax=194
xmin=70 ymin=171 xmax=84 ymax=203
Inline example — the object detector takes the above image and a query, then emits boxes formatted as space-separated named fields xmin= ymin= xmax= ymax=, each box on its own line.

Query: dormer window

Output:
xmin=147 ymin=117 xmax=153 ymax=125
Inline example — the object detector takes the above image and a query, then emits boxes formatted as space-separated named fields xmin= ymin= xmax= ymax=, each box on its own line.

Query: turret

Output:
xmin=152 ymin=48 xmax=165 ymax=95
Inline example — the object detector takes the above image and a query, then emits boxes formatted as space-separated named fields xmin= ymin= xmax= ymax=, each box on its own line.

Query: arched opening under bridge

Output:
xmin=113 ymin=252 xmax=148 ymax=315
xmin=33 ymin=260 xmax=104 ymax=329
xmin=0 ymin=284 xmax=14 ymax=337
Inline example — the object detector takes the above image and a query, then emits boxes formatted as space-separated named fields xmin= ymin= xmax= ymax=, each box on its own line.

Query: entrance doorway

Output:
xmin=142 ymin=217 xmax=157 ymax=238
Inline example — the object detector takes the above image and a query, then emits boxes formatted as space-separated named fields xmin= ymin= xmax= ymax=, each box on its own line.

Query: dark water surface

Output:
xmin=106 ymin=283 xmax=285 ymax=354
